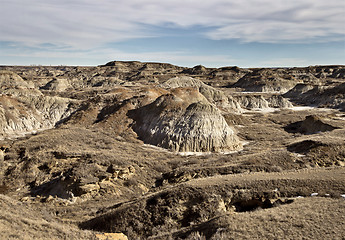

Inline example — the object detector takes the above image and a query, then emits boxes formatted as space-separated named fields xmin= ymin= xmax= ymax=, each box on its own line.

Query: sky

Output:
xmin=0 ymin=0 xmax=345 ymax=68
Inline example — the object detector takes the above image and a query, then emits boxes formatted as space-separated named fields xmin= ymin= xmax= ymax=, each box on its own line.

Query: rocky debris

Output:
xmin=130 ymin=87 xmax=242 ymax=152
xmin=29 ymin=162 xmax=138 ymax=199
xmin=0 ymin=125 xmax=166 ymax=203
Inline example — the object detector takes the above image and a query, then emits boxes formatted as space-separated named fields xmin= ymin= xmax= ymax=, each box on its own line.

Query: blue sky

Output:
xmin=1 ymin=0 xmax=344 ymax=67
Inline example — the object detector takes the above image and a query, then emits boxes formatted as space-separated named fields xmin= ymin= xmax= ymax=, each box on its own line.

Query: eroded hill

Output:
xmin=0 ymin=62 xmax=344 ymax=239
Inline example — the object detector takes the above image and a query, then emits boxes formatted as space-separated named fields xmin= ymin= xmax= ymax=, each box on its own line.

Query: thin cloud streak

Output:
xmin=1 ymin=0 xmax=344 ymax=48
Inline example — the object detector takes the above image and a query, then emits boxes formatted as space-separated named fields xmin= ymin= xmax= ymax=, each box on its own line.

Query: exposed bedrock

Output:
xmin=0 ymin=71 xmax=76 ymax=139
xmin=41 ymin=78 xmax=71 ymax=92
xmin=284 ymin=82 xmax=345 ymax=111
xmin=130 ymin=88 xmax=242 ymax=152
xmin=233 ymin=94 xmax=293 ymax=110
xmin=160 ymin=76 xmax=242 ymax=112
xmin=232 ymin=69 xmax=298 ymax=93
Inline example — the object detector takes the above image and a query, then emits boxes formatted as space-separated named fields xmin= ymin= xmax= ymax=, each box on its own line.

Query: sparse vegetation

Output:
xmin=0 ymin=62 xmax=344 ymax=239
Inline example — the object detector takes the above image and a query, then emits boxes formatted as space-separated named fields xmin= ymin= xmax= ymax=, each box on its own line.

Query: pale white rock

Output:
xmin=131 ymin=88 xmax=242 ymax=153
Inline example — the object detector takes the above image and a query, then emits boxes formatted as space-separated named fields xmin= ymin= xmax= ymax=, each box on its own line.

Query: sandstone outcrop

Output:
xmin=283 ymin=83 xmax=316 ymax=98
xmin=232 ymin=68 xmax=298 ymax=93
xmin=130 ymin=88 xmax=242 ymax=152
xmin=233 ymin=94 xmax=293 ymax=110
xmin=285 ymin=82 xmax=345 ymax=111
xmin=0 ymin=71 xmax=75 ymax=139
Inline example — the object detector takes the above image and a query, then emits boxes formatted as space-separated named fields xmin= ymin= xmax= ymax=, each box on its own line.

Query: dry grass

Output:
xmin=0 ymin=194 xmax=96 ymax=240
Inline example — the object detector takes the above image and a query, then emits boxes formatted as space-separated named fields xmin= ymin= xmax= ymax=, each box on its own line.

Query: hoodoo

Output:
xmin=130 ymin=87 xmax=242 ymax=153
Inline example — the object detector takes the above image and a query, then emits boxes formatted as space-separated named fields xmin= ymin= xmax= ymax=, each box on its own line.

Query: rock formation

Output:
xmin=0 ymin=71 xmax=75 ymax=139
xmin=233 ymin=94 xmax=293 ymax=110
xmin=232 ymin=68 xmax=298 ymax=93
xmin=160 ymin=76 xmax=242 ymax=112
xmin=0 ymin=62 xmax=345 ymax=240
xmin=285 ymin=82 xmax=345 ymax=111
xmin=41 ymin=78 xmax=71 ymax=91
xmin=130 ymin=87 xmax=242 ymax=152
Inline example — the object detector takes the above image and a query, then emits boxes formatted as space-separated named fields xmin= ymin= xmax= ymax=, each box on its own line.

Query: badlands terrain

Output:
xmin=0 ymin=62 xmax=344 ymax=239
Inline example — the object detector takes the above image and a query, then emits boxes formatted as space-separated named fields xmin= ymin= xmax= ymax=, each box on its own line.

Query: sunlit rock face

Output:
xmin=160 ymin=76 xmax=242 ymax=112
xmin=0 ymin=71 xmax=74 ymax=139
xmin=130 ymin=87 xmax=242 ymax=153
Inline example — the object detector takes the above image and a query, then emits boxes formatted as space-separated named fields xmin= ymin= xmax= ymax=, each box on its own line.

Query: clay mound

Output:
xmin=234 ymin=95 xmax=269 ymax=109
xmin=233 ymin=95 xmax=292 ymax=110
xmin=284 ymin=83 xmax=317 ymax=98
xmin=232 ymin=69 xmax=298 ymax=93
xmin=287 ymin=140 xmax=325 ymax=153
xmin=41 ymin=78 xmax=71 ymax=91
xmin=181 ymin=65 xmax=208 ymax=75
xmin=0 ymin=70 xmax=75 ymax=138
xmin=285 ymin=115 xmax=337 ymax=134
xmin=160 ymin=76 xmax=242 ymax=112
xmin=300 ymin=115 xmax=337 ymax=134
xmin=0 ymin=70 xmax=32 ymax=89
xmin=0 ymin=95 xmax=73 ymax=139
xmin=267 ymin=95 xmax=293 ymax=108
xmin=130 ymin=88 xmax=242 ymax=152
xmin=284 ymin=83 xmax=345 ymax=111
xmin=0 ymin=79 xmax=75 ymax=139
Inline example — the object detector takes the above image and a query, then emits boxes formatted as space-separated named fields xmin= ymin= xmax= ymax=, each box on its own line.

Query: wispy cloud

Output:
xmin=1 ymin=0 xmax=344 ymax=66
xmin=1 ymin=0 xmax=344 ymax=48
